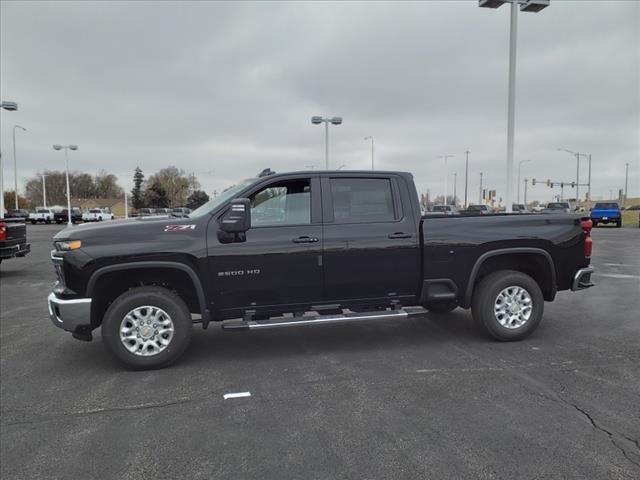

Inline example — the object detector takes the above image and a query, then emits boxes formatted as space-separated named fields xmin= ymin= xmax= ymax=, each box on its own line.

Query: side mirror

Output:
xmin=220 ymin=198 xmax=251 ymax=233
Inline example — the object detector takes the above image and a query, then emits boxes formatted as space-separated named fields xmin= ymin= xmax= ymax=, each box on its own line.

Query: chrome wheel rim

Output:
xmin=494 ymin=286 xmax=532 ymax=329
xmin=119 ymin=306 xmax=174 ymax=356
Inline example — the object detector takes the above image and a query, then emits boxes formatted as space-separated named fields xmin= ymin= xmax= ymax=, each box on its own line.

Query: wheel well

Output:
xmin=89 ymin=267 xmax=201 ymax=327
xmin=471 ymin=253 xmax=555 ymax=302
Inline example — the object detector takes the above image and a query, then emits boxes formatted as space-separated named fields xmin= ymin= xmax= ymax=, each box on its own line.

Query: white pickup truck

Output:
xmin=29 ymin=208 xmax=55 ymax=224
xmin=82 ymin=208 xmax=114 ymax=222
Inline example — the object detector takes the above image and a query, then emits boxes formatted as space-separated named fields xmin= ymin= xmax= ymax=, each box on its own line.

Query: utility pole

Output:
xmin=464 ymin=150 xmax=470 ymax=207
xmin=587 ymin=154 xmax=592 ymax=202
xmin=453 ymin=172 xmax=457 ymax=206
xmin=524 ymin=178 xmax=528 ymax=206
xmin=624 ymin=162 xmax=629 ymax=202
xmin=41 ymin=174 xmax=48 ymax=208
xmin=479 ymin=172 xmax=484 ymax=204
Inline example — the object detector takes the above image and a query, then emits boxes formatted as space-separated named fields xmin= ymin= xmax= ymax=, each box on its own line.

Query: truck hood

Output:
xmin=53 ymin=216 xmax=192 ymax=241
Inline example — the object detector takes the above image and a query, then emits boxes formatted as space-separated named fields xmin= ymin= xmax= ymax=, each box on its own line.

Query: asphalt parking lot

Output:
xmin=1 ymin=224 xmax=639 ymax=479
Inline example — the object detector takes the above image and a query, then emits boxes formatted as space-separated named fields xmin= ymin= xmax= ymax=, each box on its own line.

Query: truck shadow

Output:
xmin=181 ymin=310 xmax=487 ymax=368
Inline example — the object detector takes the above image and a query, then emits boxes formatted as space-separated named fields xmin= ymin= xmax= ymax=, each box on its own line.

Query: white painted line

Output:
xmin=595 ymin=273 xmax=640 ymax=280
xmin=223 ymin=391 xmax=251 ymax=400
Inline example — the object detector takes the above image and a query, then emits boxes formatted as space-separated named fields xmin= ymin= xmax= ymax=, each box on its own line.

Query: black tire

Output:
xmin=471 ymin=270 xmax=544 ymax=341
xmin=425 ymin=301 xmax=458 ymax=313
xmin=616 ymin=220 xmax=622 ymax=228
xmin=591 ymin=220 xmax=597 ymax=228
xmin=30 ymin=220 xmax=36 ymax=225
xmin=102 ymin=286 xmax=192 ymax=369
xmin=45 ymin=219 xmax=51 ymax=224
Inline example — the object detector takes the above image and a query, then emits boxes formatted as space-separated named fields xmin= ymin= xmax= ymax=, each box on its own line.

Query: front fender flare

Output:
xmin=86 ymin=261 xmax=211 ymax=327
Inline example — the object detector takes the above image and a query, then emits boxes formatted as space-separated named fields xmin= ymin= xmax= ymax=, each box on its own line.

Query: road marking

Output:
xmin=223 ymin=391 xmax=251 ymax=400
xmin=595 ymin=273 xmax=640 ymax=280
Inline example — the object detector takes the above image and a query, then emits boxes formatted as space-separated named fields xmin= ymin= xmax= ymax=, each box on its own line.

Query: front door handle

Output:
xmin=292 ymin=235 xmax=319 ymax=243
xmin=388 ymin=232 xmax=412 ymax=239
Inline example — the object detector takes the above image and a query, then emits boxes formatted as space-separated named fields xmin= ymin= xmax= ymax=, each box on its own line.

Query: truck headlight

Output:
xmin=55 ymin=240 xmax=82 ymax=251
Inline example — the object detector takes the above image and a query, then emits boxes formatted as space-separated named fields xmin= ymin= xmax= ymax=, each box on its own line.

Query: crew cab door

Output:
xmin=321 ymin=175 xmax=420 ymax=305
xmin=207 ymin=176 xmax=323 ymax=315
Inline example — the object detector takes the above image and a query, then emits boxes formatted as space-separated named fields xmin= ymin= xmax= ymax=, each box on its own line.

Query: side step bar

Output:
xmin=222 ymin=306 xmax=427 ymax=331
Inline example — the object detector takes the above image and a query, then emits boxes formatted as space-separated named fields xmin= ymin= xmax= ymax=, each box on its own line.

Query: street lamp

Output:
xmin=464 ymin=150 xmax=470 ymax=208
xmin=53 ymin=144 xmax=79 ymax=227
xmin=1 ymin=100 xmax=19 ymax=219
xmin=12 ymin=125 xmax=27 ymax=209
xmin=478 ymin=0 xmax=550 ymax=212
xmin=311 ymin=116 xmax=342 ymax=169
xmin=557 ymin=148 xmax=589 ymax=203
xmin=517 ymin=159 xmax=531 ymax=203
xmin=41 ymin=175 xmax=48 ymax=208
xmin=364 ymin=136 xmax=375 ymax=170
xmin=438 ymin=154 xmax=455 ymax=205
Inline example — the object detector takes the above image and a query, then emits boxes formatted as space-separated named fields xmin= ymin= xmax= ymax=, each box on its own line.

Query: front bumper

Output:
xmin=572 ymin=266 xmax=594 ymax=291
xmin=48 ymin=292 xmax=92 ymax=333
xmin=0 ymin=242 xmax=30 ymax=259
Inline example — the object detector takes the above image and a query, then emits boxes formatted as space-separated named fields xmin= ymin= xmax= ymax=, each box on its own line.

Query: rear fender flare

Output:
xmin=462 ymin=248 xmax=556 ymax=308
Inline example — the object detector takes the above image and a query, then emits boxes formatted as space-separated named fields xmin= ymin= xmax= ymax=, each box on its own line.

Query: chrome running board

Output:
xmin=222 ymin=306 xmax=427 ymax=331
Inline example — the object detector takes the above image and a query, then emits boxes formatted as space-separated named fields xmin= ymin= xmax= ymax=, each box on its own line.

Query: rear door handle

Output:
xmin=292 ymin=236 xmax=319 ymax=243
xmin=388 ymin=232 xmax=412 ymax=239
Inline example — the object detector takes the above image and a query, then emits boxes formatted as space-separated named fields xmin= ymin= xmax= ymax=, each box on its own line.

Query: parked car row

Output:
xmin=135 ymin=207 xmax=192 ymax=218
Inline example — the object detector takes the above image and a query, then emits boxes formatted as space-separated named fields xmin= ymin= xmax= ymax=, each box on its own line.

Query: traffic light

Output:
xmin=561 ymin=182 xmax=564 ymax=188
xmin=532 ymin=178 xmax=536 ymax=186
xmin=546 ymin=179 xmax=550 ymax=186
xmin=571 ymin=182 xmax=575 ymax=188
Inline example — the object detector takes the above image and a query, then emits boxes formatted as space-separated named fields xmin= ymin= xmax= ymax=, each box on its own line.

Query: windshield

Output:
xmin=189 ymin=178 xmax=259 ymax=218
xmin=547 ymin=203 xmax=568 ymax=209
xmin=90 ymin=209 xmax=101 ymax=213
xmin=433 ymin=205 xmax=449 ymax=212
xmin=594 ymin=203 xmax=618 ymax=209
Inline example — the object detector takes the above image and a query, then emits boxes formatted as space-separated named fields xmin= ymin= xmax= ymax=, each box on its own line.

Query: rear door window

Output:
xmin=330 ymin=178 xmax=396 ymax=223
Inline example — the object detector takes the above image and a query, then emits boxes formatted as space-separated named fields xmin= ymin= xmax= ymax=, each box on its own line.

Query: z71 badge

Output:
xmin=164 ymin=225 xmax=196 ymax=232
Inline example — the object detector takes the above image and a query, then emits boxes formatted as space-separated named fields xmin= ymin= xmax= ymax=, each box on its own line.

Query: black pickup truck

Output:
xmin=48 ymin=170 xmax=594 ymax=369
xmin=0 ymin=218 xmax=31 ymax=264
xmin=54 ymin=208 xmax=83 ymax=225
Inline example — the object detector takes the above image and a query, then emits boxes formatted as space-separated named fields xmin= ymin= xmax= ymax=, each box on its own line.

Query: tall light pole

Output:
xmin=517 ymin=159 xmax=531 ymax=203
xmin=364 ymin=136 xmax=374 ymax=170
xmin=464 ymin=150 xmax=470 ymax=207
xmin=41 ymin=174 xmax=48 ymax=208
xmin=12 ymin=125 xmax=27 ymax=209
xmin=479 ymin=172 xmax=484 ymax=204
xmin=53 ymin=144 xmax=79 ymax=227
xmin=558 ymin=148 xmax=589 ymax=203
xmin=624 ymin=162 xmax=629 ymax=203
xmin=479 ymin=0 xmax=549 ymax=213
xmin=1 ymin=100 xmax=19 ymax=219
xmin=311 ymin=116 xmax=342 ymax=169
xmin=438 ymin=154 xmax=455 ymax=205
xmin=524 ymin=178 xmax=528 ymax=206
xmin=453 ymin=172 xmax=458 ymax=206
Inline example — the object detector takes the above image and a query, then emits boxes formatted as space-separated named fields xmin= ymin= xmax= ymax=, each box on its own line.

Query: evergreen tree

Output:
xmin=131 ymin=166 xmax=144 ymax=209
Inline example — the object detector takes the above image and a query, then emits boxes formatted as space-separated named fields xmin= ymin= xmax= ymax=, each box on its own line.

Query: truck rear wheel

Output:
xmin=101 ymin=286 xmax=192 ymax=369
xmin=471 ymin=270 xmax=543 ymax=341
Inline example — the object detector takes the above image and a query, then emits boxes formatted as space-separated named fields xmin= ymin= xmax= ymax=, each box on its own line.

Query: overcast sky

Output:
xmin=1 ymin=0 xmax=638 ymax=202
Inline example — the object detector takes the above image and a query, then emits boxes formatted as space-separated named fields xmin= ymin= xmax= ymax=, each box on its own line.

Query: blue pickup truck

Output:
xmin=590 ymin=202 xmax=621 ymax=228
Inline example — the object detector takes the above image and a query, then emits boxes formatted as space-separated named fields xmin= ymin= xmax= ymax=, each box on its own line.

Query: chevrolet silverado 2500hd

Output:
xmin=48 ymin=170 xmax=594 ymax=369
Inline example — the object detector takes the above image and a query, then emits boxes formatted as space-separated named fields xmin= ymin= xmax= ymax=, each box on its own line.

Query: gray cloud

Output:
xmin=1 ymin=0 xmax=638 ymax=202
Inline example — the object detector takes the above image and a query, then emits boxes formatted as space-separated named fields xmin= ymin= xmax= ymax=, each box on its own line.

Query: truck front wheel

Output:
xmin=101 ymin=286 xmax=192 ymax=369
xmin=471 ymin=270 xmax=543 ymax=341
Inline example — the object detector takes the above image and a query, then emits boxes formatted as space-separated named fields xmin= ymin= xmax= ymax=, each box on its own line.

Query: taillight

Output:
xmin=0 ymin=222 xmax=7 ymax=241
xmin=581 ymin=219 xmax=593 ymax=257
